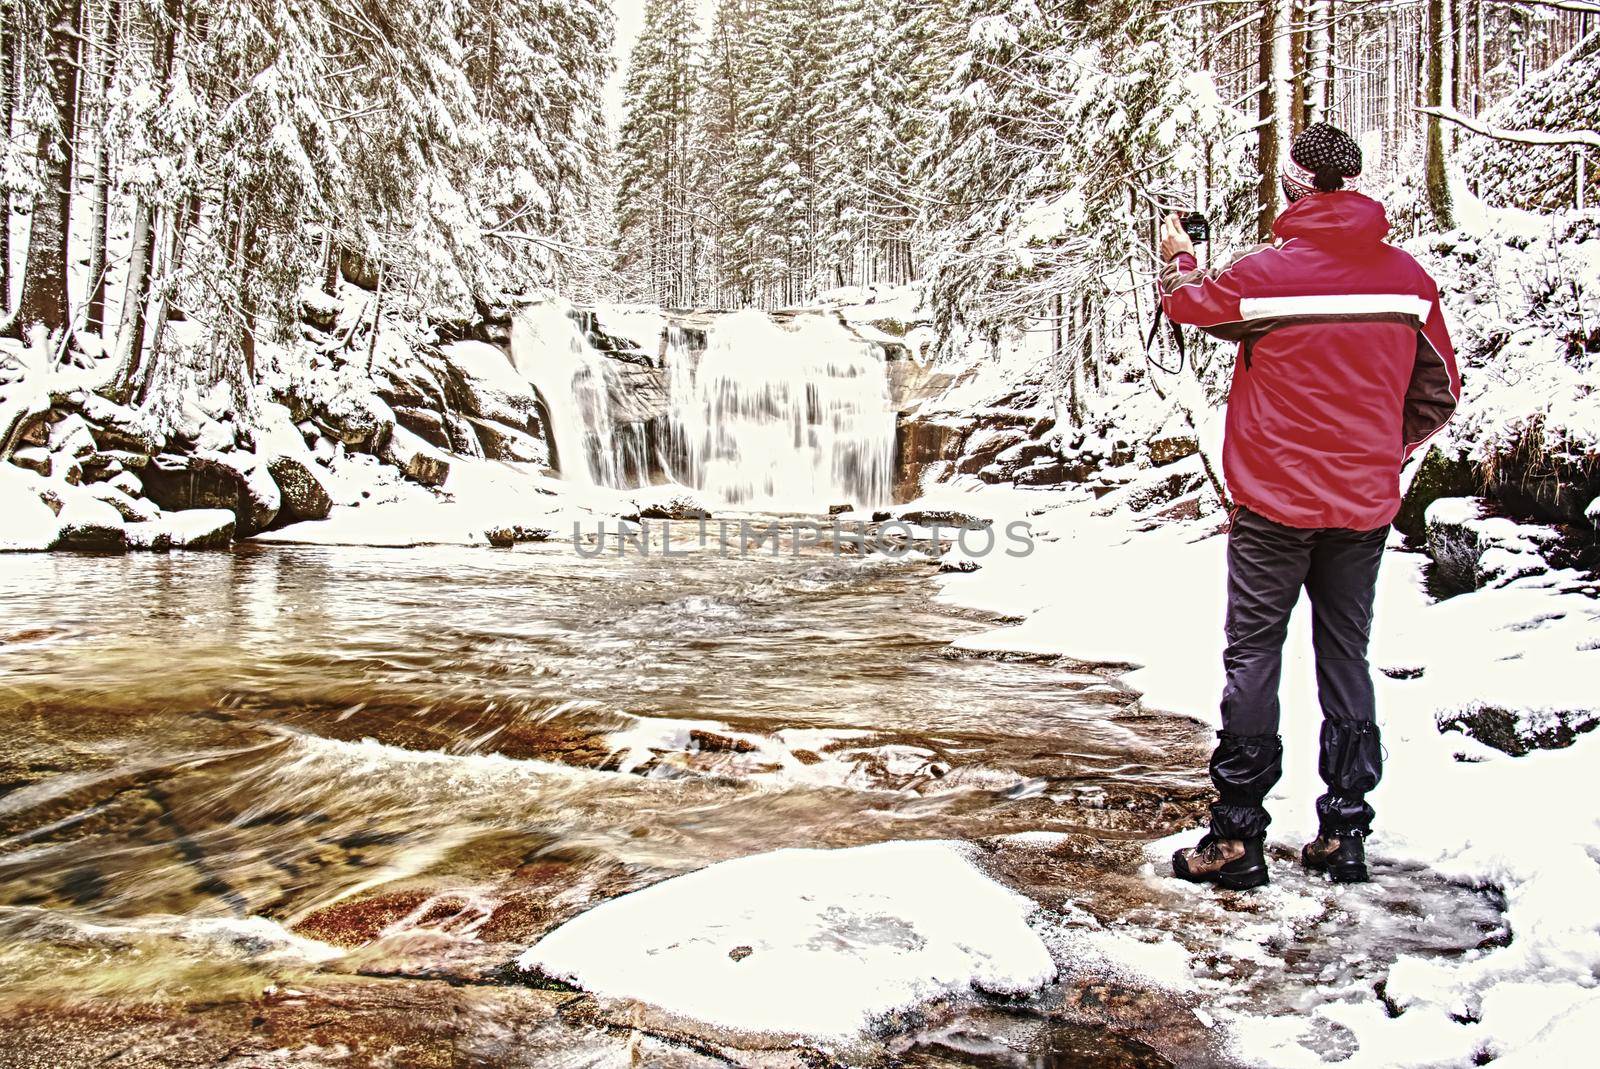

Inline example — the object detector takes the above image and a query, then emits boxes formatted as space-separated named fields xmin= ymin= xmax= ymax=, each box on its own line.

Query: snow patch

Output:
xmin=516 ymin=840 xmax=1056 ymax=1039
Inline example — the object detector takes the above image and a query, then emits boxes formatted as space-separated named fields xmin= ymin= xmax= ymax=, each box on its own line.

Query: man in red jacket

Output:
xmin=1160 ymin=123 xmax=1460 ymax=889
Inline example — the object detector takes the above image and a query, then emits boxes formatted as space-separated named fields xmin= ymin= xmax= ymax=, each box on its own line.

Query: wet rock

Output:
xmin=126 ymin=510 xmax=235 ymax=551
xmin=689 ymin=729 xmax=758 ymax=754
xmin=828 ymin=503 xmax=855 ymax=516
xmin=1436 ymin=703 xmax=1600 ymax=756
xmin=897 ymin=509 xmax=989 ymax=530
xmin=485 ymin=524 xmax=554 ymax=548
xmin=1147 ymin=434 xmax=1198 ymax=467
xmin=630 ymin=488 xmax=712 ymax=521
xmin=895 ymin=416 xmax=966 ymax=503
xmin=381 ymin=427 xmax=452 ymax=487
xmin=266 ymin=453 xmax=334 ymax=522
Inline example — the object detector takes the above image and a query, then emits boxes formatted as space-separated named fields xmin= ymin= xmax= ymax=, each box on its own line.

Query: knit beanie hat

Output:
xmin=1281 ymin=122 xmax=1363 ymax=203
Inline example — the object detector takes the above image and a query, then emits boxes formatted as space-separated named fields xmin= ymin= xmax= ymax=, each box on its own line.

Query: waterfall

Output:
xmin=511 ymin=303 xmax=896 ymax=512
xmin=665 ymin=311 xmax=895 ymax=511
xmin=509 ymin=303 xmax=622 ymax=486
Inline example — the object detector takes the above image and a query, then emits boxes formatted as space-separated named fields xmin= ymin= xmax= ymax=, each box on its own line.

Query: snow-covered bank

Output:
xmin=926 ymin=481 xmax=1600 ymax=1066
xmin=517 ymin=840 xmax=1055 ymax=1041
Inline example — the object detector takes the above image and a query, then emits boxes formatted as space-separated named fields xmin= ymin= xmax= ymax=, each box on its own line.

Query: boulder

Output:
xmin=468 ymin=416 xmax=549 ymax=464
xmin=1147 ymin=434 xmax=1198 ymax=467
xmin=86 ymin=482 xmax=161 ymax=523
xmin=108 ymin=470 xmax=143 ymax=497
xmin=393 ymin=406 xmax=451 ymax=449
xmin=484 ymin=524 xmax=554 ymax=548
xmin=49 ymin=414 xmax=97 ymax=459
xmin=141 ymin=453 xmax=281 ymax=536
xmin=380 ymin=427 xmax=451 ymax=487
xmin=76 ymin=394 xmax=161 ymax=454
xmin=127 ymin=509 xmax=236 ymax=551
xmin=1396 ymin=445 xmax=1477 ymax=538
xmin=267 ymin=454 xmax=334 ymax=522
xmin=8 ymin=447 xmax=50 ymax=476
xmin=1424 ymin=497 xmax=1561 ymax=595
xmin=628 ymin=487 xmax=711 ymax=521
xmin=437 ymin=340 xmax=543 ymax=429
xmin=320 ymin=392 xmax=396 ymax=453
xmin=56 ymin=496 xmax=128 ymax=552
xmin=896 ymin=509 xmax=989 ymax=530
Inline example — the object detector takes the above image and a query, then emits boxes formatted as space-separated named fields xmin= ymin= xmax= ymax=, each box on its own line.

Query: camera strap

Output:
xmin=1143 ymin=296 xmax=1187 ymax=375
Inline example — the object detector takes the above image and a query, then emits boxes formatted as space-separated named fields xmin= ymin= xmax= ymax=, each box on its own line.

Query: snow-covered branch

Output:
xmin=1417 ymin=106 xmax=1600 ymax=149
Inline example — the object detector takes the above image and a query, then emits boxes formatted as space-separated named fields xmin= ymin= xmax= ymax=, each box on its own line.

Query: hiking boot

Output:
xmin=1301 ymin=832 xmax=1369 ymax=883
xmin=1171 ymin=833 xmax=1268 ymax=890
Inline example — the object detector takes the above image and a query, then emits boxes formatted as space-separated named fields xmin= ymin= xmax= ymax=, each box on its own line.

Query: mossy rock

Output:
xmin=1396 ymin=446 xmax=1478 ymax=539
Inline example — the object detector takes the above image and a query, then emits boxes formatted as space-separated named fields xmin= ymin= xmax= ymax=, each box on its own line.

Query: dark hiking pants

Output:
xmin=1209 ymin=507 xmax=1387 ymax=842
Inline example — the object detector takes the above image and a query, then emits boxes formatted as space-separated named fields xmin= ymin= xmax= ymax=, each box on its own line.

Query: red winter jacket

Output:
xmin=1160 ymin=191 xmax=1460 ymax=530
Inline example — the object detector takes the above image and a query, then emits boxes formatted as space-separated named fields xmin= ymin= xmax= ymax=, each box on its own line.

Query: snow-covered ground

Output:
xmin=914 ymin=478 xmax=1600 ymax=1066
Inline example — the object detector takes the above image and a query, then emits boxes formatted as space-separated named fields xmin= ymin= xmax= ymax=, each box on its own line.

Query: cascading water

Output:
xmin=512 ymin=302 xmax=896 ymax=511
xmin=509 ymin=303 xmax=622 ymax=486
xmin=665 ymin=311 xmax=896 ymax=511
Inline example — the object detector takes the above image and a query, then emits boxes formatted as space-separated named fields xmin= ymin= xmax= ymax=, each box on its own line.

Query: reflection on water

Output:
xmin=0 ymin=533 xmax=1501 ymax=1066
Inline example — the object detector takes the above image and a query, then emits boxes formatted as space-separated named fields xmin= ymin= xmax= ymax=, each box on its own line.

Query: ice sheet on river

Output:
xmin=515 ymin=839 xmax=1055 ymax=1039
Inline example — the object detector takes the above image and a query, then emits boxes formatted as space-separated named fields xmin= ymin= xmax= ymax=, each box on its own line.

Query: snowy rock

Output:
xmin=1588 ymin=496 xmax=1599 ymax=528
xmin=380 ymin=427 xmax=451 ymax=487
xmin=1396 ymin=444 xmax=1477 ymax=537
xmin=108 ymin=470 xmax=143 ymax=497
xmin=0 ymin=472 xmax=62 ymax=551
xmin=320 ymin=391 xmax=396 ymax=453
xmin=393 ymin=406 xmax=450 ymax=449
xmin=142 ymin=453 xmax=281 ymax=536
xmin=266 ymin=454 xmax=334 ymax=522
xmin=1147 ymin=434 xmax=1198 ymax=467
xmin=1436 ymin=702 xmax=1600 ymax=757
xmin=86 ymin=482 xmax=161 ymax=523
xmin=55 ymin=495 xmax=127 ymax=552
xmin=1424 ymin=497 xmax=1561 ymax=594
xmin=467 ymin=416 xmax=549 ymax=464
xmin=126 ymin=509 xmax=236 ymax=551
xmin=516 ymin=840 xmax=1055 ymax=1040
xmin=49 ymin=414 xmax=97 ymax=460
xmin=627 ymin=485 xmax=711 ymax=521
xmin=76 ymin=393 xmax=161 ymax=454
xmin=8 ymin=447 xmax=50 ymax=476
xmin=438 ymin=340 xmax=544 ymax=430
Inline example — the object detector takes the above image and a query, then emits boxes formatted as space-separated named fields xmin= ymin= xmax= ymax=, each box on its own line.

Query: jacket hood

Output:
xmin=1272 ymin=190 xmax=1390 ymax=246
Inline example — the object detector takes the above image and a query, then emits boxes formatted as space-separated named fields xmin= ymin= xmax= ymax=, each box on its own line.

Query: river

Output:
xmin=0 ymin=525 xmax=1505 ymax=1067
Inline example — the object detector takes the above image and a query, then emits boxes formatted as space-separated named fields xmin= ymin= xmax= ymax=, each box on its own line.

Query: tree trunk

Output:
xmin=1256 ymin=0 xmax=1290 ymax=241
xmin=85 ymin=0 xmax=117 ymax=335
xmin=1425 ymin=0 xmax=1456 ymax=228
xmin=1 ymin=11 xmax=14 ymax=316
xmin=8 ymin=0 xmax=80 ymax=341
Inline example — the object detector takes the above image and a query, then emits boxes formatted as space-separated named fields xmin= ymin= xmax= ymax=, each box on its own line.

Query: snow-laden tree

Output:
xmin=616 ymin=0 xmax=701 ymax=308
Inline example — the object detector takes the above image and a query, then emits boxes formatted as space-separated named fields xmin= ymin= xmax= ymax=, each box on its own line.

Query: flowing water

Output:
xmin=514 ymin=304 xmax=897 ymax=512
xmin=0 ymin=529 xmax=1506 ymax=1067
